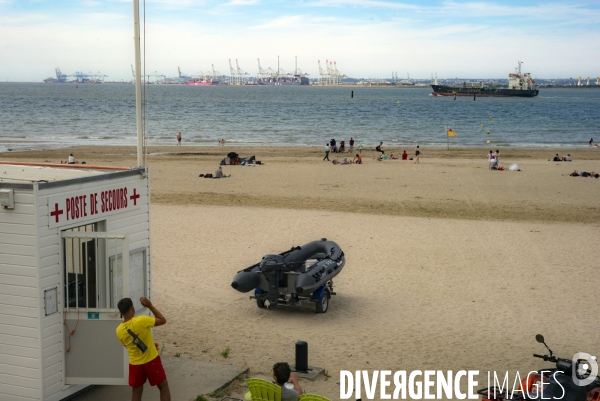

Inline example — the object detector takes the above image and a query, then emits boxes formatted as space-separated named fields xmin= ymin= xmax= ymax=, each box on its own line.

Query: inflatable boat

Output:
xmin=231 ymin=239 xmax=345 ymax=313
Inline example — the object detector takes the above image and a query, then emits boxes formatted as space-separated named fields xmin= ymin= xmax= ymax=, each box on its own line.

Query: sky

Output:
xmin=1 ymin=0 xmax=599 ymax=82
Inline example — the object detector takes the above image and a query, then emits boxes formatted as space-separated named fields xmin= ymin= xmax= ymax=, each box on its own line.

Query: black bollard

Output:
xmin=295 ymin=340 xmax=308 ymax=372
xmin=351 ymin=90 xmax=354 ymax=98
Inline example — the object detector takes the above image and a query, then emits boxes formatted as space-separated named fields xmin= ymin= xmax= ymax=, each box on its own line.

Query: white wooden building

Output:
xmin=0 ymin=162 xmax=151 ymax=401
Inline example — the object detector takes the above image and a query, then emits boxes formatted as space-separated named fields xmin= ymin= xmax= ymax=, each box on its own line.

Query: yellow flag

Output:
xmin=447 ymin=128 xmax=457 ymax=137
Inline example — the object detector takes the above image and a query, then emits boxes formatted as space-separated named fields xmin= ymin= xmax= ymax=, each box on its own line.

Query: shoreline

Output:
xmin=2 ymin=143 xmax=600 ymax=158
xmin=2 ymin=144 xmax=599 ymax=160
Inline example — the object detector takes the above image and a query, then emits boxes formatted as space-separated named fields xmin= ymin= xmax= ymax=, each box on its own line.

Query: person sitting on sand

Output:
xmin=332 ymin=159 xmax=340 ymax=165
xmin=214 ymin=166 xmax=230 ymax=178
xmin=563 ymin=154 xmax=571 ymax=161
xmin=553 ymin=154 xmax=561 ymax=162
xmin=272 ymin=362 xmax=303 ymax=401
xmin=570 ymin=170 xmax=579 ymax=177
xmin=353 ymin=154 xmax=362 ymax=164
xmin=401 ymin=150 xmax=408 ymax=160
xmin=389 ymin=153 xmax=398 ymax=160
xmin=341 ymin=157 xmax=350 ymax=164
xmin=68 ymin=154 xmax=76 ymax=164
xmin=377 ymin=152 xmax=388 ymax=161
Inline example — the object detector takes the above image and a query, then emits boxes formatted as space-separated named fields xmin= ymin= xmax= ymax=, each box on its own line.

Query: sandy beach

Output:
xmin=3 ymin=145 xmax=600 ymax=399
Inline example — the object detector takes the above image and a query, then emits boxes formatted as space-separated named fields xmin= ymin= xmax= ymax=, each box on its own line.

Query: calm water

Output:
xmin=1 ymin=83 xmax=599 ymax=152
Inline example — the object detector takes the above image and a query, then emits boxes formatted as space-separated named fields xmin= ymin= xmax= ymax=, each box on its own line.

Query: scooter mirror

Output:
xmin=535 ymin=334 xmax=545 ymax=343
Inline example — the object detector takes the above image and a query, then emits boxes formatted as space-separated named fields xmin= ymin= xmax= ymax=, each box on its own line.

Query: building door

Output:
xmin=62 ymin=230 xmax=130 ymax=385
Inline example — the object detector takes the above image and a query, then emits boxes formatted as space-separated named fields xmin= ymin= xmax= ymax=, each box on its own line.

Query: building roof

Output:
xmin=0 ymin=164 xmax=107 ymax=183
xmin=0 ymin=162 xmax=143 ymax=190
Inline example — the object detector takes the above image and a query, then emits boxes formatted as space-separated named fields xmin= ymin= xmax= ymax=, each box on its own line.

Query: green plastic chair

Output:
xmin=244 ymin=378 xmax=281 ymax=401
xmin=299 ymin=394 xmax=330 ymax=401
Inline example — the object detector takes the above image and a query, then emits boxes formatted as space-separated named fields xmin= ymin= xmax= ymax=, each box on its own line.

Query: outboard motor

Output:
xmin=260 ymin=254 xmax=288 ymax=306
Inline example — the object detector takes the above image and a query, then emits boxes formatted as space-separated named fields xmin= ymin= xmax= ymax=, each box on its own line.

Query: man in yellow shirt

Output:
xmin=116 ymin=297 xmax=171 ymax=401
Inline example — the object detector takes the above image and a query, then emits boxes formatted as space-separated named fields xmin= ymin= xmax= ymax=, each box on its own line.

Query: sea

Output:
xmin=0 ymin=83 xmax=599 ymax=152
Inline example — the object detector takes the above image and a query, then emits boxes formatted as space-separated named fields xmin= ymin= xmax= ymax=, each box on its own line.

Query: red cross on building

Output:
xmin=50 ymin=203 xmax=63 ymax=223
xmin=130 ymin=188 xmax=140 ymax=206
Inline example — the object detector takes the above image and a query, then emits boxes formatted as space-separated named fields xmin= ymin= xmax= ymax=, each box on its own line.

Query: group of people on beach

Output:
xmin=325 ymin=137 xmax=358 ymax=155
xmin=325 ymin=141 xmax=421 ymax=164
xmin=377 ymin=143 xmax=421 ymax=163
xmin=552 ymin=153 xmax=571 ymax=162
xmin=487 ymin=150 xmax=500 ymax=170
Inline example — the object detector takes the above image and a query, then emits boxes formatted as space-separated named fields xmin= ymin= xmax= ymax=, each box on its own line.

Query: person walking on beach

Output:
xmin=323 ymin=143 xmax=330 ymax=161
xmin=176 ymin=132 xmax=182 ymax=146
xmin=358 ymin=144 xmax=363 ymax=154
xmin=414 ymin=146 xmax=421 ymax=164
xmin=349 ymin=137 xmax=354 ymax=153
xmin=116 ymin=297 xmax=171 ymax=401
xmin=495 ymin=150 xmax=500 ymax=164
xmin=590 ymin=138 xmax=595 ymax=147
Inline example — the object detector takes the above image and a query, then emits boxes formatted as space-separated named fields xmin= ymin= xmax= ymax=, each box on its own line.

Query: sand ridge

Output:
xmin=5 ymin=145 xmax=600 ymax=223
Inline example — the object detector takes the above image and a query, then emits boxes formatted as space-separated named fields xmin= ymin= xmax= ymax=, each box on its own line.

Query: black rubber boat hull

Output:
xmin=231 ymin=239 xmax=345 ymax=298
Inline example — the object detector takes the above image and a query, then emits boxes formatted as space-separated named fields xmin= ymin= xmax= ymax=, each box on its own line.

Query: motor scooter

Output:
xmin=478 ymin=334 xmax=600 ymax=400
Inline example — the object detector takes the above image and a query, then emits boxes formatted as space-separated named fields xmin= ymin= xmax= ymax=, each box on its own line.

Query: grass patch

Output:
xmin=195 ymin=395 xmax=208 ymax=401
xmin=220 ymin=346 xmax=230 ymax=358
xmin=209 ymin=390 xmax=225 ymax=398
xmin=175 ymin=353 xmax=181 ymax=357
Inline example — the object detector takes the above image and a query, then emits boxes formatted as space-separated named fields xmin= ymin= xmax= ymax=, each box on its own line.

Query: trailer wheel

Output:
xmin=315 ymin=291 xmax=330 ymax=314
xmin=256 ymin=299 xmax=266 ymax=309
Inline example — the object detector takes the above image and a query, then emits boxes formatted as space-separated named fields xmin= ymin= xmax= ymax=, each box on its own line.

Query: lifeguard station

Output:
xmin=0 ymin=2 xmax=152 ymax=399
xmin=0 ymin=162 xmax=151 ymax=400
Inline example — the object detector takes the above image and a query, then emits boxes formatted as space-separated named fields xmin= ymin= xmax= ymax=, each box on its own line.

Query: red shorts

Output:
xmin=129 ymin=356 xmax=167 ymax=387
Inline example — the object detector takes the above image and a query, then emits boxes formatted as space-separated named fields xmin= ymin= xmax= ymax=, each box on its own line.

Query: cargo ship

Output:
xmin=185 ymin=78 xmax=219 ymax=86
xmin=257 ymin=75 xmax=309 ymax=86
xmin=431 ymin=62 xmax=539 ymax=97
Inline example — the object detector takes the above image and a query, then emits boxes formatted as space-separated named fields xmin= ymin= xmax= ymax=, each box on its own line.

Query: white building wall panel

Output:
xmin=37 ymin=173 xmax=150 ymax=401
xmin=0 ymin=232 xmax=36 ymax=246
xmin=1 ymin=343 xmax=39 ymax=359
xmin=0 ymin=243 xmax=36 ymax=257
xmin=2 ymin=353 xmax=38 ymax=369
xmin=0 ymin=211 xmax=35 ymax=225
xmin=0 ymin=383 xmax=39 ymax=400
xmin=0 ymin=333 xmax=39 ymax=348
xmin=0 ymin=188 xmax=41 ymax=401
xmin=0 ymin=284 xmax=37 ymax=298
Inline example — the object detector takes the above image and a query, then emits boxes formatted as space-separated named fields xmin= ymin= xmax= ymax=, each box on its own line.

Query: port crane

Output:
xmin=236 ymin=59 xmax=249 ymax=85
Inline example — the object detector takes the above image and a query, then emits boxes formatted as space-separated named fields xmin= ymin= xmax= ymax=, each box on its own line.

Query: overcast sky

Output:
xmin=1 ymin=0 xmax=599 ymax=82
